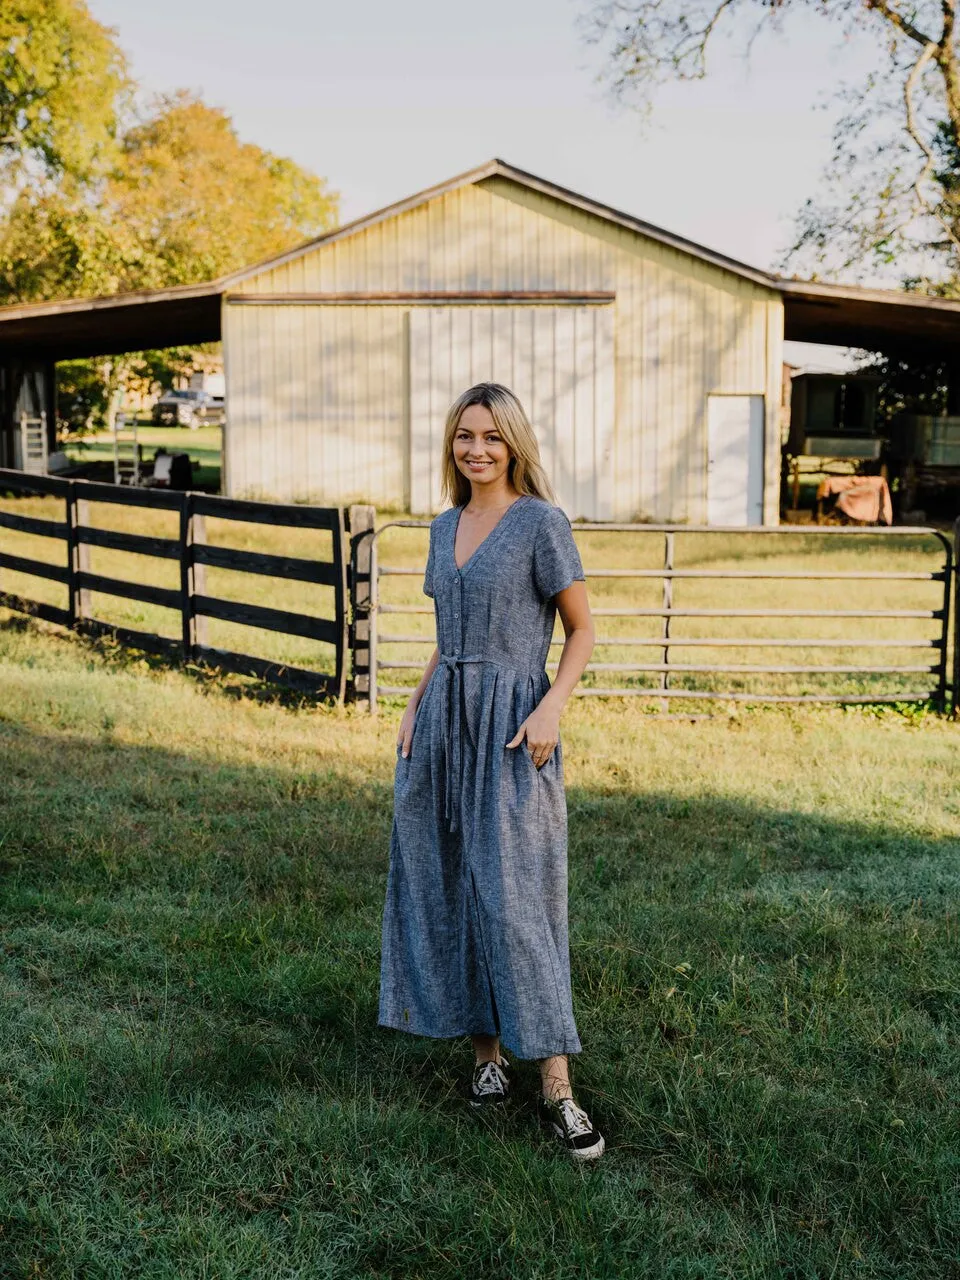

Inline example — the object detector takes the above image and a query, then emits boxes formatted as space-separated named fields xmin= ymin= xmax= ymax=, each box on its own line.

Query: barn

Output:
xmin=223 ymin=159 xmax=782 ymax=524
xmin=3 ymin=157 xmax=960 ymax=523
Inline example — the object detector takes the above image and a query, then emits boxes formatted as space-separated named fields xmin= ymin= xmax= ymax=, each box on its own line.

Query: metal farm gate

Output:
xmin=350 ymin=517 xmax=958 ymax=715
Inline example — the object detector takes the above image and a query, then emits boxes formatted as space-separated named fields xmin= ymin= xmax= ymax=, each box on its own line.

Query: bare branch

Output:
xmin=863 ymin=0 xmax=935 ymax=48
xmin=902 ymin=37 xmax=960 ymax=254
xmin=935 ymin=0 xmax=960 ymax=137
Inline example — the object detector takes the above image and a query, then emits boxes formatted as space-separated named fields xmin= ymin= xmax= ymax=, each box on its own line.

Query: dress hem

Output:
xmin=377 ymin=1015 xmax=582 ymax=1061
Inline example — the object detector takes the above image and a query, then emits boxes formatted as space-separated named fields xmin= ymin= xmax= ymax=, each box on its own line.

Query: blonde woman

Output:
xmin=378 ymin=382 xmax=604 ymax=1161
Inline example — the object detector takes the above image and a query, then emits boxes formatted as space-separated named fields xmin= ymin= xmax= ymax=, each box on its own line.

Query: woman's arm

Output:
xmin=410 ymin=645 xmax=440 ymax=706
xmin=541 ymin=581 xmax=595 ymax=711
xmin=506 ymin=581 xmax=594 ymax=767
xmin=397 ymin=645 xmax=439 ymax=756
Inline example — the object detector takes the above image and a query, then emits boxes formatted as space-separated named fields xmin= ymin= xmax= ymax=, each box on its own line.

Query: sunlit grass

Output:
xmin=62 ymin=423 xmax=222 ymax=490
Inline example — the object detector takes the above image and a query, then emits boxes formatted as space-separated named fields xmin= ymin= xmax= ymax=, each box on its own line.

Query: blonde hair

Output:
xmin=440 ymin=382 xmax=557 ymax=508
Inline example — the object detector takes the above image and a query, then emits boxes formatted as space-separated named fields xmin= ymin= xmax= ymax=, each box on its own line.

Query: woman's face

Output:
xmin=452 ymin=404 xmax=514 ymax=491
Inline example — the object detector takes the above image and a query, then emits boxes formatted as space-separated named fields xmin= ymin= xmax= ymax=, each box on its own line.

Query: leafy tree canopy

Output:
xmin=0 ymin=2 xmax=339 ymax=431
xmin=0 ymin=0 xmax=128 ymax=182
xmin=0 ymin=7 xmax=338 ymax=305
xmin=104 ymin=92 xmax=338 ymax=289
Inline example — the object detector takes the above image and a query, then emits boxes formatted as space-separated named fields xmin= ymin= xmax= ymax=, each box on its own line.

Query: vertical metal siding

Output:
xmin=407 ymin=306 xmax=614 ymax=518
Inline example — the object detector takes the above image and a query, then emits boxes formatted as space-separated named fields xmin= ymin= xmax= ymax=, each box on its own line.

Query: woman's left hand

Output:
xmin=506 ymin=704 xmax=561 ymax=769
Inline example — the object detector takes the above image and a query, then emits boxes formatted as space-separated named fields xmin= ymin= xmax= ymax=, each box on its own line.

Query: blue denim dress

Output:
xmin=378 ymin=495 xmax=585 ymax=1059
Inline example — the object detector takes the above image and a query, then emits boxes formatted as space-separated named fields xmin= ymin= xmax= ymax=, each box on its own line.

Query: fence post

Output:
xmin=954 ymin=517 xmax=960 ymax=718
xmin=66 ymin=482 xmax=91 ymax=628
xmin=349 ymin=504 xmax=377 ymax=712
xmin=659 ymin=530 xmax=674 ymax=710
xmin=179 ymin=493 xmax=207 ymax=660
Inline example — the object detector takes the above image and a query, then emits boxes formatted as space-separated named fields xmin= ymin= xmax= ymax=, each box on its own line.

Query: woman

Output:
xmin=378 ymin=382 xmax=604 ymax=1161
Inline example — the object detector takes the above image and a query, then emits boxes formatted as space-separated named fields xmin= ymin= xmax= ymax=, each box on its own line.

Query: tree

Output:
xmin=0 ymin=0 xmax=128 ymax=183
xmin=583 ymin=1 xmax=960 ymax=289
xmin=0 ymin=5 xmax=339 ymax=433
xmin=0 ymin=91 xmax=339 ymax=304
xmin=0 ymin=182 xmax=136 ymax=303
xmin=101 ymin=92 xmax=338 ymax=289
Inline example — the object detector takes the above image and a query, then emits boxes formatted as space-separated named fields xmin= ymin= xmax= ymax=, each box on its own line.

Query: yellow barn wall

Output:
xmin=225 ymin=179 xmax=783 ymax=520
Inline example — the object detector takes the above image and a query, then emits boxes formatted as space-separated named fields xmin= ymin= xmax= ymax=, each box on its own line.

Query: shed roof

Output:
xmin=780 ymin=278 xmax=960 ymax=350
xmin=1 ymin=158 xmax=960 ymax=358
xmin=0 ymin=280 xmax=223 ymax=360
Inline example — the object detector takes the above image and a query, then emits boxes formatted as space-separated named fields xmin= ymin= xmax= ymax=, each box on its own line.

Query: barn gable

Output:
xmin=226 ymin=160 xmax=779 ymax=301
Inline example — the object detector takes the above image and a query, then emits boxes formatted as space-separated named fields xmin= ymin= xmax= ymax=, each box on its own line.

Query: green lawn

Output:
xmin=0 ymin=611 xmax=957 ymax=1277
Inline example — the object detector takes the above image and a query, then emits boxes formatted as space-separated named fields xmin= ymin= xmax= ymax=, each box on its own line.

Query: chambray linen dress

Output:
xmin=378 ymin=494 xmax=586 ymax=1060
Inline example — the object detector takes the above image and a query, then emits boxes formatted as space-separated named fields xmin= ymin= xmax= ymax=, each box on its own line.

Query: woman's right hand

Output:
xmin=397 ymin=698 xmax=419 ymax=758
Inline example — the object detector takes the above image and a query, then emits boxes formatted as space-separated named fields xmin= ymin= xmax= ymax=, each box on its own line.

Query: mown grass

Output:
xmin=0 ymin=611 xmax=957 ymax=1278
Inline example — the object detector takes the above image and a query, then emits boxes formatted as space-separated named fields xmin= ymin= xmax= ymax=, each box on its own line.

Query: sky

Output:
xmin=87 ymin=0 xmax=883 ymax=369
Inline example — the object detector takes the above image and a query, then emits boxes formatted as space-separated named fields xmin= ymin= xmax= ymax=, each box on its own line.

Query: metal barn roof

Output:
xmin=1 ymin=158 xmax=959 ymax=358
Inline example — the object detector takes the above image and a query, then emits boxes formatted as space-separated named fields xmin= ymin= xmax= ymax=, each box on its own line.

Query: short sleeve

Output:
xmin=423 ymin=523 xmax=435 ymax=598
xmin=533 ymin=505 xmax=585 ymax=601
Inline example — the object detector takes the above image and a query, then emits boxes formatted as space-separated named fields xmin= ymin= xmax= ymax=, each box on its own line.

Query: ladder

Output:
xmin=19 ymin=411 xmax=48 ymax=474
xmin=112 ymin=412 xmax=141 ymax=486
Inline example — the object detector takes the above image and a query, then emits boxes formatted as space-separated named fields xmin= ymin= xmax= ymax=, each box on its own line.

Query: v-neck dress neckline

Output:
xmin=451 ymin=494 xmax=530 ymax=575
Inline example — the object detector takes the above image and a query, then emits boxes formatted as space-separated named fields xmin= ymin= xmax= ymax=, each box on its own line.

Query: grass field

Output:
xmin=0 ymin=604 xmax=958 ymax=1277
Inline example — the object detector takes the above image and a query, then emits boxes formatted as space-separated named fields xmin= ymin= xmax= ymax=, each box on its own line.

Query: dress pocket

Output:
xmin=506 ymin=743 xmax=541 ymax=824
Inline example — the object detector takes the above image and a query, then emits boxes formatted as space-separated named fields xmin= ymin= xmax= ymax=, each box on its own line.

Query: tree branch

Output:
xmin=863 ymin=0 xmax=935 ymax=49
xmin=902 ymin=37 xmax=960 ymax=256
xmin=936 ymin=0 xmax=960 ymax=139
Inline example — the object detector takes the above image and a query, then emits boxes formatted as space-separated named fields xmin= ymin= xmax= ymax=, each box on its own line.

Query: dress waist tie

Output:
xmin=437 ymin=652 xmax=486 ymax=835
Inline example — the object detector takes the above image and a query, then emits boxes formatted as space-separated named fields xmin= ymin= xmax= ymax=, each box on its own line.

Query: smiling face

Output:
xmin=452 ymin=403 xmax=516 ymax=495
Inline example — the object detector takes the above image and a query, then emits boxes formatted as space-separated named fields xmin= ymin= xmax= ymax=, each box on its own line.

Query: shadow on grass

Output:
xmin=0 ymin=720 xmax=957 ymax=1276
xmin=0 ymin=613 xmax=340 ymax=713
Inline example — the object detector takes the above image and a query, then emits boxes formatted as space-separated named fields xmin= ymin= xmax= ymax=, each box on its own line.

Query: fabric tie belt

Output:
xmin=435 ymin=651 xmax=544 ymax=835
xmin=437 ymin=652 xmax=485 ymax=835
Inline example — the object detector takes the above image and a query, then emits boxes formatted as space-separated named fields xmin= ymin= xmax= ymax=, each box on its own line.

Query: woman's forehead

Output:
xmin=458 ymin=403 xmax=497 ymax=430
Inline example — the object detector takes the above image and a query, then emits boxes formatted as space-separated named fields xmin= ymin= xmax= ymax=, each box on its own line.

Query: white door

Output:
xmin=706 ymin=394 xmax=765 ymax=526
xmin=408 ymin=306 xmax=615 ymax=518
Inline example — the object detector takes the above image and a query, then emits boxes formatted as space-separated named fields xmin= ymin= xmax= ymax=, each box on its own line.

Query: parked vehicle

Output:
xmin=151 ymin=388 xmax=225 ymax=429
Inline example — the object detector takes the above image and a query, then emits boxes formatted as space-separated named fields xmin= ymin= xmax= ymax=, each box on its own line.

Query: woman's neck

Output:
xmin=464 ymin=483 xmax=521 ymax=513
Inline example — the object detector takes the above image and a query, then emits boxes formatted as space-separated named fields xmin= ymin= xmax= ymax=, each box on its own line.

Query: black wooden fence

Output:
xmin=0 ymin=469 xmax=349 ymax=700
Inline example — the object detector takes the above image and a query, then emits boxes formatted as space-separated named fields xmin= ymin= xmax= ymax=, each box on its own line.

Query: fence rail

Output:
xmin=356 ymin=518 xmax=958 ymax=715
xmin=0 ymin=468 xmax=348 ymax=700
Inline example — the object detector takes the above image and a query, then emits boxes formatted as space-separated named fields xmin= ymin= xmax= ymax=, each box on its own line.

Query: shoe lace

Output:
xmin=557 ymin=1098 xmax=594 ymax=1137
xmin=474 ymin=1061 xmax=506 ymax=1095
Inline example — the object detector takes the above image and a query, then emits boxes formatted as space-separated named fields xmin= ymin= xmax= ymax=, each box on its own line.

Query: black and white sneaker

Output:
xmin=469 ymin=1058 xmax=511 ymax=1110
xmin=537 ymin=1094 xmax=605 ymax=1160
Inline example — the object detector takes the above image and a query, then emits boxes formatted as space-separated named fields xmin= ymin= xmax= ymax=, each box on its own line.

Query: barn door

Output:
xmin=408 ymin=306 xmax=614 ymax=518
xmin=706 ymin=394 xmax=765 ymax=526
